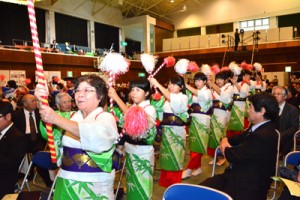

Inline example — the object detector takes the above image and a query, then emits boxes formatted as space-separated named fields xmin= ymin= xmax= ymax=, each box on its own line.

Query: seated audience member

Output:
xmin=286 ymin=85 xmax=299 ymax=109
xmin=13 ymin=94 xmax=45 ymax=154
xmin=200 ymin=92 xmax=279 ymax=200
xmin=0 ymin=102 xmax=27 ymax=199
xmin=71 ymin=44 xmax=78 ymax=53
xmin=14 ymin=94 xmax=53 ymax=187
xmin=272 ymin=86 xmax=299 ymax=156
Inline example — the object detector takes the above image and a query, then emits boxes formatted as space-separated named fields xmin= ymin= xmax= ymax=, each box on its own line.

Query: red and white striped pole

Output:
xmin=27 ymin=0 xmax=56 ymax=163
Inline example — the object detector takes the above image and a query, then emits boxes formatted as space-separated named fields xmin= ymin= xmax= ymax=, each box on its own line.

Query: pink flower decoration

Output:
xmin=124 ymin=106 xmax=148 ymax=139
xmin=164 ymin=56 xmax=176 ymax=67
xmin=188 ymin=61 xmax=199 ymax=72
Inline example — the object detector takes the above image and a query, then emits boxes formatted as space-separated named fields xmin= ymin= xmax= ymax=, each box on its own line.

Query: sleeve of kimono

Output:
xmin=219 ymin=85 xmax=234 ymax=104
xmin=197 ymin=88 xmax=212 ymax=103
xmin=144 ymin=105 xmax=157 ymax=128
xmin=170 ymin=93 xmax=188 ymax=114
xmin=240 ymin=83 xmax=250 ymax=98
xmin=80 ymin=112 xmax=119 ymax=153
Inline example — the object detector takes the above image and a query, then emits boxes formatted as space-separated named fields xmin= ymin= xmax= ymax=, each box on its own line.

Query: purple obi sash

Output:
xmin=213 ymin=100 xmax=232 ymax=111
xmin=190 ymin=103 xmax=213 ymax=115
xmin=162 ymin=113 xmax=185 ymax=126
xmin=233 ymin=94 xmax=247 ymax=101
xmin=61 ymin=146 xmax=102 ymax=172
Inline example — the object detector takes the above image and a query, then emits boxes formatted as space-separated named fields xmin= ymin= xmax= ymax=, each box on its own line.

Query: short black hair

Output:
xmin=193 ymin=72 xmax=207 ymax=82
xmin=169 ymin=75 xmax=186 ymax=94
xmin=0 ymin=101 xmax=13 ymax=117
xmin=248 ymin=92 xmax=279 ymax=121
xmin=129 ymin=77 xmax=151 ymax=99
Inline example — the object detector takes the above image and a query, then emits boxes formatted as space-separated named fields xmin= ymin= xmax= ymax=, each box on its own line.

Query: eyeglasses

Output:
xmin=272 ymin=93 xmax=283 ymax=96
xmin=75 ymin=88 xmax=96 ymax=94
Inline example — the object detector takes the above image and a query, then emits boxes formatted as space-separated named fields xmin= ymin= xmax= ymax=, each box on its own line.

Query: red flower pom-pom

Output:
xmin=124 ymin=106 xmax=148 ymax=139
xmin=25 ymin=78 xmax=31 ymax=85
xmin=53 ymin=76 xmax=59 ymax=82
xmin=241 ymin=62 xmax=253 ymax=71
xmin=0 ymin=74 xmax=5 ymax=81
xmin=188 ymin=61 xmax=199 ymax=72
xmin=210 ymin=64 xmax=220 ymax=75
xmin=221 ymin=66 xmax=230 ymax=71
xmin=152 ymin=92 xmax=161 ymax=101
xmin=164 ymin=56 xmax=176 ymax=67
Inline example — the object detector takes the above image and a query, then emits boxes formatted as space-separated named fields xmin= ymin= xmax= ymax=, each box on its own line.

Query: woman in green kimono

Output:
xmin=108 ymin=77 xmax=156 ymax=200
xmin=182 ymin=72 xmax=212 ymax=179
xmin=149 ymin=75 xmax=189 ymax=188
xmin=39 ymin=75 xmax=119 ymax=200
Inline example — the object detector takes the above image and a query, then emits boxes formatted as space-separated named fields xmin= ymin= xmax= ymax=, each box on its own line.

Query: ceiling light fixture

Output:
xmin=183 ymin=4 xmax=187 ymax=11
xmin=170 ymin=0 xmax=174 ymax=3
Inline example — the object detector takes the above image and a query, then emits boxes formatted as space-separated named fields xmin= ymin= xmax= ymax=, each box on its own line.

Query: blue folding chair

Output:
xmin=284 ymin=151 xmax=300 ymax=167
xmin=163 ymin=183 xmax=233 ymax=200
xmin=20 ymin=151 xmax=58 ymax=191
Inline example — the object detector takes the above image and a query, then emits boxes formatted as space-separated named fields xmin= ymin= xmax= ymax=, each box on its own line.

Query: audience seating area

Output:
xmin=163 ymin=26 xmax=295 ymax=52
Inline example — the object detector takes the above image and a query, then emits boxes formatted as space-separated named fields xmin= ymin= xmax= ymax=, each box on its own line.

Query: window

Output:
xmin=239 ymin=18 xmax=269 ymax=31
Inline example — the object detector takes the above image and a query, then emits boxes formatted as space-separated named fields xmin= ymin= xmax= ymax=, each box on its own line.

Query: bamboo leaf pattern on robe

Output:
xmin=159 ymin=127 xmax=185 ymax=170
xmin=189 ymin=117 xmax=209 ymax=153
xmin=228 ymin=104 xmax=244 ymax=131
xmin=126 ymin=153 xmax=150 ymax=200
xmin=208 ymin=114 xmax=225 ymax=149
xmin=57 ymin=179 xmax=109 ymax=200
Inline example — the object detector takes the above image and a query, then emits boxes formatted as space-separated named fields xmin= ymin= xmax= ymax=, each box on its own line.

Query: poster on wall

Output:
xmin=9 ymin=70 xmax=26 ymax=86
xmin=81 ymin=72 xmax=108 ymax=84
xmin=0 ymin=70 xmax=10 ymax=87
xmin=36 ymin=71 xmax=62 ymax=83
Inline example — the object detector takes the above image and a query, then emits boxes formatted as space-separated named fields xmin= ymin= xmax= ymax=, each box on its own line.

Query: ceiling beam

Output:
xmin=137 ymin=0 xmax=163 ymax=16
xmin=73 ymin=0 xmax=88 ymax=11
xmin=123 ymin=0 xmax=172 ymax=21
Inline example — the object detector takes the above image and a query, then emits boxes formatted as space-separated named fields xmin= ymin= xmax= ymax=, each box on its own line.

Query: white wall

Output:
xmin=172 ymin=0 xmax=300 ymax=29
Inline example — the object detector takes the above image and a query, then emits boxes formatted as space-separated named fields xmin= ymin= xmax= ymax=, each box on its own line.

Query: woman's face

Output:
xmin=168 ymin=82 xmax=181 ymax=94
xmin=243 ymin=74 xmax=251 ymax=82
xmin=130 ymin=87 xmax=148 ymax=104
xmin=255 ymin=74 xmax=261 ymax=81
xmin=216 ymin=78 xmax=225 ymax=88
xmin=74 ymin=81 xmax=100 ymax=114
xmin=194 ymin=79 xmax=206 ymax=90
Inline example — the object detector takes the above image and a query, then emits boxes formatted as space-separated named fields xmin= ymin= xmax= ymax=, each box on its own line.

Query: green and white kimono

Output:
xmin=228 ymin=81 xmax=250 ymax=131
xmin=53 ymin=107 xmax=119 ymax=200
xmin=159 ymin=93 xmax=189 ymax=171
xmin=40 ymin=110 xmax=73 ymax=166
xmin=208 ymin=83 xmax=233 ymax=149
xmin=188 ymin=86 xmax=212 ymax=154
xmin=124 ymin=100 xmax=157 ymax=200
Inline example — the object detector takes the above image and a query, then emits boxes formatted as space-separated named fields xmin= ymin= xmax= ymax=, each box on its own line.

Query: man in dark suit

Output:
xmin=13 ymin=94 xmax=52 ymax=187
xmin=273 ymin=86 xmax=299 ymax=156
xmin=0 ymin=102 xmax=27 ymax=199
xmin=13 ymin=93 xmax=46 ymax=154
xmin=200 ymin=92 xmax=279 ymax=200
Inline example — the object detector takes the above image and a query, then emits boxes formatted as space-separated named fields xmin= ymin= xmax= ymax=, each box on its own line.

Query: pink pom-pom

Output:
xmin=0 ymin=74 xmax=5 ymax=81
xmin=221 ymin=66 xmax=230 ymax=71
xmin=152 ymin=92 xmax=162 ymax=100
xmin=25 ymin=78 xmax=31 ymax=85
xmin=188 ymin=61 xmax=199 ymax=72
xmin=210 ymin=64 xmax=220 ymax=75
xmin=124 ymin=106 xmax=148 ymax=138
xmin=240 ymin=62 xmax=253 ymax=71
xmin=164 ymin=56 xmax=176 ymax=67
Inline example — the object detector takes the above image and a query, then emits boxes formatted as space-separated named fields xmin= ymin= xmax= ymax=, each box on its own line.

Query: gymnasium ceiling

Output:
xmin=47 ymin=0 xmax=207 ymax=22
xmin=94 ymin=0 xmax=206 ymax=21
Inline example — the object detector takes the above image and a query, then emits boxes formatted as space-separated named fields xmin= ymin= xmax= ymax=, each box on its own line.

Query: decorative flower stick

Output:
xmin=27 ymin=0 xmax=56 ymax=163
